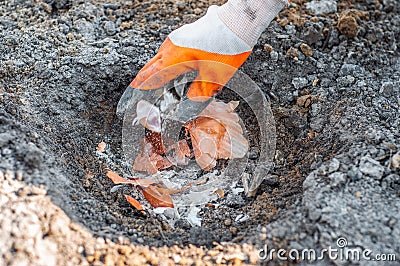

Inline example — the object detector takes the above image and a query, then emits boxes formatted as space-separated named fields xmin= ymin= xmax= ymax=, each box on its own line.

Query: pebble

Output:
xmin=328 ymin=158 xmax=340 ymax=173
xmin=391 ymin=152 xmax=400 ymax=169
xmin=328 ymin=172 xmax=347 ymax=187
xmin=0 ymin=132 xmax=14 ymax=146
xmin=264 ymin=175 xmax=280 ymax=186
xmin=336 ymin=75 xmax=355 ymax=87
xmin=103 ymin=22 xmax=115 ymax=36
xmin=224 ymin=219 xmax=232 ymax=226
xmin=306 ymin=0 xmax=337 ymax=15
xmin=286 ymin=47 xmax=298 ymax=59
xmin=347 ymin=166 xmax=362 ymax=181
xmin=300 ymin=43 xmax=313 ymax=57
xmin=296 ymin=95 xmax=312 ymax=108
xmin=292 ymin=77 xmax=308 ymax=89
xmin=339 ymin=63 xmax=365 ymax=76
xmin=248 ymin=147 xmax=259 ymax=159
xmin=270 ymin=51 xmax=279 ymax=61
xmin=338 ymin=10 xmax=361 ymax=38
xmin=359 ymin=156 xmax=385 ymax=180
xmin=263 ymin=44 xmax=273 ymax=52
xmin=379 ymin=82 xmax=395 ymax=97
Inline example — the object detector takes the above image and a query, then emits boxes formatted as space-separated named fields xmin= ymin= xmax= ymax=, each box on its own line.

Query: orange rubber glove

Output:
xmin=130 ymin=0 xmax=288 ymax=102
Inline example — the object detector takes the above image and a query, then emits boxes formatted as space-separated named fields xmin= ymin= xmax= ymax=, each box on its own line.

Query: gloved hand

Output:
xmin=130 ymin=0 xmax=288 ymax=102
xmin=117 ymin=0 xmax=288 ymax=118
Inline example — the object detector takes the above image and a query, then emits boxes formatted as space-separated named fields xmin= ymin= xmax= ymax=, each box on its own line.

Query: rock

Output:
xmin=338 ymin=10 xmax=369 ymax=38
xmin=224 ymin=219 xmax=232 ymax=226
xmin=248 ymin=147 xmax=259 ymax=159
xmin=381 ymin=174 xmax=400 ymax=190
xmin=328 ymin=172 xmax=347 ymax=187
xmin=292 ymin=77 xmax=308 ymax=89
xmin=0 ymin=132 xmax=14 ymax=146
xmin=296 ymin=95 xmax=312 ymax=108
xmin=286 ymin=47 xmax=298 ymax=59
xmin=285 ymin=24 xmax=296 ymax=35
xmin=17 ymin=143 xmax=44 ymax=169
xmin=300 ymin=43 xmax=313 ymax=57
xmin=328 ymin=158 xmax=340 ymax=173
xmin=306 ymin=0 xmax=337 ymax=15
xmin=347 ymin=166 xmax=362 ymax=181
xmin=263 ymin=44 xmax=273 ymax=53
xmin=339 ymin=63 xmax=365 ymax=76
xmin=379 ymin=82 xmax=395 ymax=97
xmin=301 ymin=22 xmax=324 ymax=44
xmin=310 ymin=117 xmax=325 ymax=132
xmin=336 ymin=75 xmax=356 ymax=87
xmin=338 ymin=14 xmax=358 ymax=37
xmin=270 ymin=51 xmax=279 ymax=61
xmin=359 ymin=156 xmax=385 ymax=180
xmin=264 ymin=175 xmax=280 ymax=186
xmin=75 ymin=19 xmax=95 ymax=40
xmin=104 ymin=21 xmax=116 ymax=36
xmin=391 ymin=152 xmax=400 ymax=169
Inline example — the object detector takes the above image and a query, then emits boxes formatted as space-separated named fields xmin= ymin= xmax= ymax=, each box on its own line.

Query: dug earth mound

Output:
xmin=0 ymin=0 xmax=399 ymax=265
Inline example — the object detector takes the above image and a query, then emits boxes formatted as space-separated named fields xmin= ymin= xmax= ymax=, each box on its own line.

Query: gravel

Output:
xmin=0 ymin=0 xmax=399 ymax=265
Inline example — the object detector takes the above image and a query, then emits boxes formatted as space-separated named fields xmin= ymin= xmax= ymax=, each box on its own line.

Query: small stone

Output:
xmin=40 ymin=2 xmax=52 ymax=13
xmin=66 ymin=33 xmax=74 ymax=41
xmin=391 ymin=152 xmax=400 ymax=169
xmin=339 ymin=63 xmax=364 ymax=76
xmin=264 ymin=175 xmax=280 ymax=186
xmin=285 ymin=24 xmax=296 ymax=35
xmin=336 ymin=75 xmax=356 ymax=87
xmin=230 ymin=227 xmax=238 ymax=235
xmin=87 ymin=256 xmax=95 ymax=263
xmin=224 ymin=219 xmax=232 ymax=226
xmin=248 ymin=147 xmax=259 ymax=159
xmin=149 ymin=22 xmax=159 ymax=29
xmin=194 ymin=8 xmax=202 ymax=15
xmin=359 ymin=156 xmax=385 ymax=180
xmin=120 ymin=21 xmax=131 ymax=30
xmin=300 ymin=43 xmax=313 ymax=56
xmin=328 ymin=158 xmax=340 ymax=173
xmin=292 ymin=77 xmax=308 ymax=89
xmin=104 ymin=21 xmax=116 ymax=35
xmin=328 ymin=172 xmax=347 ymax=187
xmin=338 ymin=10 xmax=360 ymax=38
xmin=263 ymin=44 xmax=274 ymax=53
xmin=347 ymin=166 xmax=362 ymax=181
xmin=278 ymin=18 xmax=289 ymax=27
xmin=270 ymin=51 xmax=279 ymax=62
xmin=286 ymin=47 xmax=298 ymax=59
xmin=306 ymin=0 xmax=337 ymax=15
xmin=296 ymin=95 xmax=312 ymax=108
xmin=309 ymin=209 xmax=321 ymax=221
xmin=380 ymin=82 xmax=394 ymax=97
xmin=0 ymin=132 xmax=14 ymax=146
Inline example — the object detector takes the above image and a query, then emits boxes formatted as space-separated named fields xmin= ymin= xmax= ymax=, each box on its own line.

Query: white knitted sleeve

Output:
xmin=218 ymin=0 xmax=288 ymax=47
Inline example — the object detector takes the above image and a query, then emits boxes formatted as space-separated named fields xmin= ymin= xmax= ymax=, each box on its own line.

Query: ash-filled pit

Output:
xmin=1 ymin=0 xmax=399 ymax=264
xmin=1 ymin=50 xmax=334 ymax=247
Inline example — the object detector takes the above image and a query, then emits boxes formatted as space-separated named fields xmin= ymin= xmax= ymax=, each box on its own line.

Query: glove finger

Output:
xmin=186 ymin=62 xmax=237 ymax=101
xmin=131 ymin=60 xmax=193 ymax=90
xmin=187 ymin=79 xmax=222 ymax=101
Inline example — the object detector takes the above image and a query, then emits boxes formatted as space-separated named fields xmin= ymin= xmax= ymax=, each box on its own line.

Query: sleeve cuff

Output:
xmin=218 ymin=0 xmax=287 ymax=47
